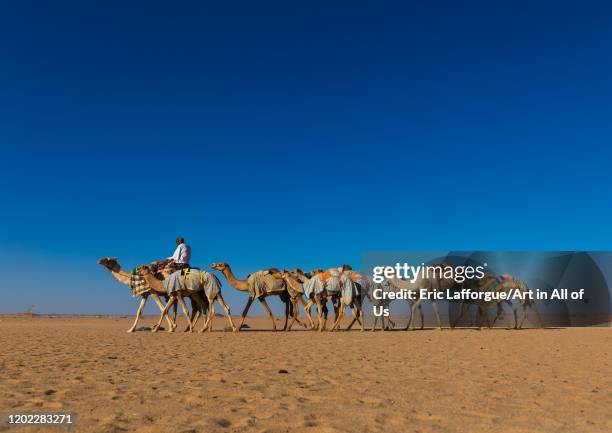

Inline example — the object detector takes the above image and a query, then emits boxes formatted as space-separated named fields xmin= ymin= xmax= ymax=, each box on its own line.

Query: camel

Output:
xmin=98 ymin=257 xmax=177 ymax=332
xmin=386 ymin=273 xmax=441 ymax=330
xmin=450 ymin=273 xmax=543 ymax=329
xmin=211 ymin=262 xmax=296 ymax=331
xmin=383 ymin=262 xmax=468 ymax=330
xmin=498 ymin=275 xmax=543 ymax=329
xmin=382 ymin=277 xmax=426 ymax=330
xmin=363 ymin=279 xmax=397 ymax=331
xmin=302 ymin=266 xmax=363 ymax=332
xmin=139 ymin=265 xmax=237 ymax=332
xmin=277 ymin=270 xmax=317 ymax=330
xmin=450 ymin=273 xmax=506 ymax=329
xmin=291 ymin=268 xmax=336 ymax=327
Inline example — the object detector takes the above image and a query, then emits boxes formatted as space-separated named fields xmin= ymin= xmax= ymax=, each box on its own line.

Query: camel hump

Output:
xmin=261 ymin=268 xmax=284 ymax=280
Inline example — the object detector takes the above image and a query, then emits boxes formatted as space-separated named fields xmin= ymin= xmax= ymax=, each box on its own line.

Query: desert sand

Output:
xmin=0 ymin=316 xmax=610 ymax=433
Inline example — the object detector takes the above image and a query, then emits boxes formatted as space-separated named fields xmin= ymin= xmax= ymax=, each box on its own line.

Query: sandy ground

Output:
xmin=0 ymin=316 xmax=610 ymax=433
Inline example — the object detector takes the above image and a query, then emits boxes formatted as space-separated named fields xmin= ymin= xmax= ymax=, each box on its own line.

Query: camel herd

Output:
xmin=98 ymin=258 xmax=543 ymax=333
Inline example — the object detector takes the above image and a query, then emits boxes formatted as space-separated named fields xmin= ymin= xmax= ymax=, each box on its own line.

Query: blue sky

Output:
xmin=1 ymin=1 xmax=611 ymax=315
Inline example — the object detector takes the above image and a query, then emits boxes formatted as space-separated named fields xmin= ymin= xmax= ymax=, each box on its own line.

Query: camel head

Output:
xmin=98 ymin=257 xmax=119 ymax=270
xmin=309 ymin=268 xmax=324 ymax=277
xmin=211 ymin=262 xmax=229 ymax=272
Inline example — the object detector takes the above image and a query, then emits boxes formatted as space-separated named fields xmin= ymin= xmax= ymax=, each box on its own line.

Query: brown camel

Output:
xmin=211 ymin=262 xmax=292 ymax=331
xmin=139 ymin=265 xmax=237 ymax=332
xmin=98 ymin=257 xmax=177 ymax=332
xmin=138 ymin=266 xmax=196 ymax=332
xmin=278 ymin=270 xmax=317 ymax=330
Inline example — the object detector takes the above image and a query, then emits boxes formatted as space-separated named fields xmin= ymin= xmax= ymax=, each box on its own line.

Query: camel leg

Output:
xmin=418 ymin=304 xmax=424 ymax=329
xmin=199 ymin=299 xmax=213 ymax=332
xmin=176 ymin=294 xmax=193 ymax=332
xmin=206 ymin=302 xmax=216 ymax=332
xmin=191 ymin=304 xmax=200 ymax=330
xmin=259 ymin=297 xmax=277 ymax=331
xmin=128 ymin=295 xmax=148 ymax=333
xmin=304 ymin=299 xmax=316 ymax=329
xmin=346 ymin=307 xmax=358 ymax=331
xmin=152 ymin=296 xmax=176 ymax=332
xmin=491 ymin=303 xmax=502 ymax=327
xmin=288 ymin=298 xmax=308 ymax=331
xmin=151 ymin=293 xmax=176 ymax=331
xmin=323 ymin=299 xmax=331 ymax=331
xmin=333 ymin=301 xmax=339 ymax=322
xmin=197 ymin=296 xmax=215 ymax=333
xmin=316 ymin=298 xmax=325 ymax=332
xmin=505 ymin=301 xmax=518 ymax=329
xmin=287 ymin=299 xmax=297 ymax=331
xmin=372 ymin=314 xmax=379 ymax=331
xmin=190 ymin=296 xmax=203 ymax=332
xmin=346 ymin=301 xmax=364 ymax=331
xmin=345 ymin=299 xmax=364 ymax=331
xmin=407 ymin=299 xmax=423 ymax=330
xmin=185 ymin=297 xmax=200 ymax=332
xmin=296 ymin=297 xmax=313 ymax=328
xmin=282 ymin=301 xmax=289 ymax=331
xmin=187 ymin=295 xmax=205 ymax=332
xmin=431 ymin=300 xmax=442 ymax=330
xmin=215 ymin=293 xmax=237 ymax=332
xmin=406 ymin=301 xmax=414 ymax=330
xmin=532 ymin=303 xmax=543 ymax=328
xmin=172 ymin=301 xmax=178 ymax=328
xmin=452 ymin=303 xmax=469 ymax=328
xmin=359 ymin=303 xmax=365 ymax=331
xmin=198 ymin=293 xmax=214 ymax=332
xmin=237 ymin=297 xmax=254 ymax=331
xmin=289 ymin=298 xmax=308 ymax=331
xmin=483 ymin=307 xmax=491 ymax=329
xmin=518 ymin=303 xmax=528 ymax=329
xmin=331 ymin=302 xmax=346 ymax=331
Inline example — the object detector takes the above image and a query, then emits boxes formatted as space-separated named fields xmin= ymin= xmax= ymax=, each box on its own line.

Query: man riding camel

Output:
xmin=167 ymin=237 xmax=191 ymax=271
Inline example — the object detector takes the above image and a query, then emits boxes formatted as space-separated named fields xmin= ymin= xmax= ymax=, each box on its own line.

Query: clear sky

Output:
xmin=1 ymin=1 xmax=611 ymax=315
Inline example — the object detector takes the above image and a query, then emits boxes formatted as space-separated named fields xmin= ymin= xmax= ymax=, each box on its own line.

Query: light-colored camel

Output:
xmin=98 ymin=257 xmax=177 ymax=332
xmin=211 ymin=262 xmax=292 ymax=331
xmin=363 ymin=279 xmax=397 ymax=331
xmin=387 ymin=273 xmax=441 ymax=330
xmin=139 ymin=266 xmax=237 ymax=332
xmin=291 ymin=268 xmax=336 ymax=328
xmin=498 ymin=275 xmax=543 ymax=329
xmin=450 ymin=273 xmax=542 ymax=329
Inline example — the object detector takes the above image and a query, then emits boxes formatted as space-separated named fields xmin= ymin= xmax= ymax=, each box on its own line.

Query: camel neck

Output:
xmin=222 ymin=266 xmax=249 ymax=291
xmin=108 ymin=265 xmax=131 ymax=285
xmin=284 ymin=275 xmax=303 ymax=293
